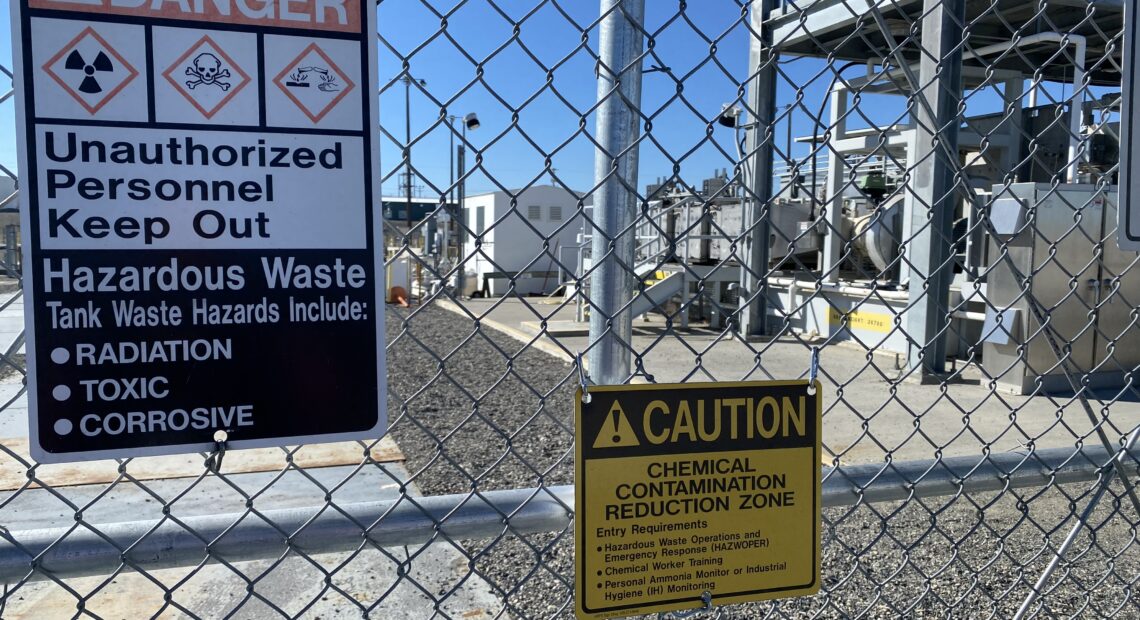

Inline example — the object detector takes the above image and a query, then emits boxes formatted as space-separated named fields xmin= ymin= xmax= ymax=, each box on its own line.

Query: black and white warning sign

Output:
xmin=10 ymin=0 xmax=385 ymax=461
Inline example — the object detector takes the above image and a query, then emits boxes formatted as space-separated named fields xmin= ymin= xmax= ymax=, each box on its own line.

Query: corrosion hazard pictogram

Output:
xmin=43 ymin=27 xmax=138 ymax=115
xmin=164 ymin=36 xmax=251 ymax=119
xmin=592 ymin=400 xmax=640 ymax=448
xmin=273 ymin=43 xmax=355 ymax=123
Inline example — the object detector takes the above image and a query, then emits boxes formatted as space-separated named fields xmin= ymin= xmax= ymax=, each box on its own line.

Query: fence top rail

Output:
xmin=0 ymin=444 xmax=1126 ymax=585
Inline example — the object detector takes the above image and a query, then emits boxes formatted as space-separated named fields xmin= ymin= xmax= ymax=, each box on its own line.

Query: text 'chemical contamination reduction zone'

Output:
xmin=576 ymin=381 xmax=821 ymax=619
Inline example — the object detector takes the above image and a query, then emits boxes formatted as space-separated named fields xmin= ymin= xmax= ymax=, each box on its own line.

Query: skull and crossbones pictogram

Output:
xmin=185 ymin=53 xmax=231 ymax=91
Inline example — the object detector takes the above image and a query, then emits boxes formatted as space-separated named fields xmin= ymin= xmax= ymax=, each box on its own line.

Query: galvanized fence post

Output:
xmin=588 ymin=0 xmax=645 ymax=385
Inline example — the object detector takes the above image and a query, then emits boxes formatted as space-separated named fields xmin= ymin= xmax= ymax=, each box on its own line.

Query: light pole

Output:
xmin=448 ymin=114 xmax=457 ymax=214
xmin=401 ymin=75 xmax=426 ymax=233
xmin=455 ymin=112 xmax=480 ymax=297
xmin=440 ymin=115 xmax=457 ymax=267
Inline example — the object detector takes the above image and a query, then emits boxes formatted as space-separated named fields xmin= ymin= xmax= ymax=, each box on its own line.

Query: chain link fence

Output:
xmin=2 ymin=0 xmax=1140 ymax=617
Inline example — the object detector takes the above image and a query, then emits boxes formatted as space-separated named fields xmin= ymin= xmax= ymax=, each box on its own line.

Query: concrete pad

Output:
xmin=441 ymin=297 xmax=1140 ymax=465
xmin=0 ymin=436 xmax=402 ymax=490
xmin=0 ymin=464 xmax=501 ymax=619
xmin=0 ymin=381 xmax=28 ymax=439
xmin=0 ymin=291 xmax=24 ymax=356
xmin=522 ymin=319 xmax=589 ymax=336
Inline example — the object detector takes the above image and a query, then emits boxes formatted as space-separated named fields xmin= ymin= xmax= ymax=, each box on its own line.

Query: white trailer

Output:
xmin=462 ymin=185 xmax=586 ymax=297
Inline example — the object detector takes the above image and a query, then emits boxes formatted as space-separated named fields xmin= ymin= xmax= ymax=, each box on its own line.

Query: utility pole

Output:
xmin=402 ymin=75 xmax=425 ymax=232
xmin=455 ymin=113 xmax=479 ymax=296
xmin=457 ymin=143 xmax=466 ymax=295
xmin=444 ymin=115 xmax=457 ymax=265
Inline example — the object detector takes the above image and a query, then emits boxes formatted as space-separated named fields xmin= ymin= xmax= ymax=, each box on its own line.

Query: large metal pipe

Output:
xmin=0 ymin=446 xmax=1130 ymax=584
xmin=587 ymin=0 xmax=645 ymax=385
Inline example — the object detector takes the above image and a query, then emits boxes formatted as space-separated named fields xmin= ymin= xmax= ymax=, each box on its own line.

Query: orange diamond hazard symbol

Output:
xmin=273 ymin=43 xmax=354 ymax=123
xmin=43 ymin=27 xmax=138 ymax=115
xmin=164 ymin=36 xmax=251 ymax=119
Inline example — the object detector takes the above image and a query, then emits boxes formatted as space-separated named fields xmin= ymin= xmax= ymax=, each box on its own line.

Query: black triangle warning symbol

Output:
xmin=592 ymin=401 xmax=640 ymax=448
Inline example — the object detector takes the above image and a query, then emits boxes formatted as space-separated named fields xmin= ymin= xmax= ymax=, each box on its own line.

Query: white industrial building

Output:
xmin=463 ymin=185 xmax=586 ymax=296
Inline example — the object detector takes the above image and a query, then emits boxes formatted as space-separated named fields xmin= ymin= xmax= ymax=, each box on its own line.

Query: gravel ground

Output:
xmin=385 ymin=304 xmax=1140 ymax=620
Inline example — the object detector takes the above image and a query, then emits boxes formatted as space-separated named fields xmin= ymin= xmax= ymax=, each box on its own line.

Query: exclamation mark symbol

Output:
xmin=592 ymin=401 xmax=639 ymax=448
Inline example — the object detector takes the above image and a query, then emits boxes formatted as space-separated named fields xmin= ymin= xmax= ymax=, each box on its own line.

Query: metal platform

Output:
xmin=768 ymin=0 xmax=1124 ymax=86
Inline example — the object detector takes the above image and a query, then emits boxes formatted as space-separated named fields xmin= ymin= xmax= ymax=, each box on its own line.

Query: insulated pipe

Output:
xmin=767 ymin=277 xmax=912 ymax=300
xmin=0 ymin=446 xmax=1131 ymax=584
xmin=963 ymin=32 xmax=1087 ymax=182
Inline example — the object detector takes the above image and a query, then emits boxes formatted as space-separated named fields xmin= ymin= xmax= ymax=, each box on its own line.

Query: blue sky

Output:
xmin=0 ymin=0 xmax=834 ymax=196
xmin=1 ymin=0 xmax=1110 ymax=198
xmin=374 ymin=0 xmax=774 ymax=197
xmin=1 ymin=0 xmax=13 ymax=177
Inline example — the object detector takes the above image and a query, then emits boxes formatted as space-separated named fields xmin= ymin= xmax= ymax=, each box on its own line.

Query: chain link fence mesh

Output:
xmin=1 ymin=0 xmax=1139 ymax=617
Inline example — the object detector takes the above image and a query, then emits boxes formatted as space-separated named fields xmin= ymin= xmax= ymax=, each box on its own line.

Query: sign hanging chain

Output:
xmin=204 ymin=429 xmax=228 ymax=474
xmin=577 ymin=351 xmax=591 ymax=404
xmin=807 ymin=346 xmax=819 ymax=395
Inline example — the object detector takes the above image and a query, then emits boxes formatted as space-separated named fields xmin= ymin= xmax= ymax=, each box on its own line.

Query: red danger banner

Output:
xmin=28 ymin=0 xmax=362 ymax=33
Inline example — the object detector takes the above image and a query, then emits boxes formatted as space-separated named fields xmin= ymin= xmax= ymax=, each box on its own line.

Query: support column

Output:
xmin=820 ymin=87 xmax=848 ymax=284
xmin=738 ymin=0 xmax=779 ymax=338
xmin=587 ymin=0 xmax=645 ymax=385
xmin=905 ymin=0 xmax=965 ymax=374
xmin=1002 ymin=78 xmax=1024 ymax=177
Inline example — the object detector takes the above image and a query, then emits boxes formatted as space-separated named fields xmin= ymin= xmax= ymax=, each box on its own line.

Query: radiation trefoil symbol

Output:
xmin=66 ymin=49 xmax=111 ymax=94
xmin=43 ymin=27 xmax=138 ymax=115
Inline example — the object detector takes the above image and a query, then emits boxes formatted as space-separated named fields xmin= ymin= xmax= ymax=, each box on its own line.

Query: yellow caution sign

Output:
xmin=575 ymin=381 xmax=821 ymax=619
